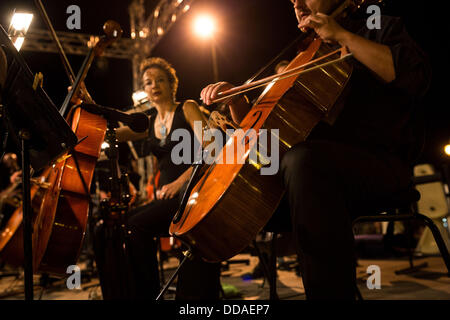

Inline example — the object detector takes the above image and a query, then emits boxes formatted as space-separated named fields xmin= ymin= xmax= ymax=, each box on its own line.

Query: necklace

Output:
xmin=158 ymin=110 xmax=173 ymax=146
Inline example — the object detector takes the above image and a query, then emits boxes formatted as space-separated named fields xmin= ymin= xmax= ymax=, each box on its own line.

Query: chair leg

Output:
xmin=395 ymin=220 xmax=428 ymax=275
xmin=252 ymin=240 xmax=277 ymax=299
xmin=417 ymin=213 xmax=450 ymax=276
xmin=269 ymin=234 xmax=279 ymax=300
xmin=252 ymin=241 xmax=270 ymax=277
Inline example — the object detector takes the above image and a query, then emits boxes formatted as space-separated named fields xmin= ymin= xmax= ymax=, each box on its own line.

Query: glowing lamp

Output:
xmin=8 ymin=12 xmax=34 ymax=51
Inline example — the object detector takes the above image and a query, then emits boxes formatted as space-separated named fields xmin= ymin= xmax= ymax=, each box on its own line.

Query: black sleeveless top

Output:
xmin=147 ymin=102 xmax=196 ymax=187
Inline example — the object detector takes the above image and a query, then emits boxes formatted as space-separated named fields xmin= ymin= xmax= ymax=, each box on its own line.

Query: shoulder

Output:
xmin=180 ymin=100 xmax=206 ymax=126
xmin=181 ymin=100 xmax=203 ymax=119
xmin=379 ymin=16 xmax=407 ymax=36
xmin=181 ymin=99 xmax=200 ymax=113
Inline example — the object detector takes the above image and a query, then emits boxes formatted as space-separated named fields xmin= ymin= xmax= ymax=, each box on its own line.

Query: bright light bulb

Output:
xmin=9 ymin=12 xmax=33 ymax=51
xmin=13 ymin=37 xmax=25 ymax=51
xmin=132 ymin=90 xmax=148 ymax=106
xmin=10 ymin=13 xmax=33 ymax=33
xmin=445 ymin=144 xmax=450 ymax=156
xmin=101 ymin=142 xmax=110 ymax=150
xmin=194 ymin=15 xmax=215 ymax=38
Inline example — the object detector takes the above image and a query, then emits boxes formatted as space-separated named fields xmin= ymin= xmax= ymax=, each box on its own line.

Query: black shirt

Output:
xmin=146 ymin=103 xmax=196 ymax=187
xmin=310 ymin=16 xmax=432 ymax=165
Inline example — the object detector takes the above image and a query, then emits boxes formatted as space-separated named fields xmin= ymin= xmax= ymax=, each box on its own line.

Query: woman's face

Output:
xmin=142 ymin=67 xmax=173 ymax=104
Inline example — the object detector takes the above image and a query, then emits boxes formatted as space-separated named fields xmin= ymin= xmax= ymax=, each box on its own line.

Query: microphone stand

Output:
xmin=97 ymin=122 xmax=133 ymax=298
xmin=19 ymin=129 xmax=33 ymax=300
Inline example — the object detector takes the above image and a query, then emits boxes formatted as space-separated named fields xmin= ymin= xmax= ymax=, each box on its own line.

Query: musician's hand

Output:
xmin=157 ymin=179 xmax=183 ymax=200
xmin=99 ymin=190 xmax=109 ymax=200
xmin=10 ymin=171 xmax=22 ymax=184
xmin=200 ymin=82 xmax=235 ymax=106
xmin=298 ymin=13 xmax=346 ymax=43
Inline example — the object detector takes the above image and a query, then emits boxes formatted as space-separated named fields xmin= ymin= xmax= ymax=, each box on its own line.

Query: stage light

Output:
xmin=193 ymin=14 xmax=219 ymax=81
xmin=101 ymin=141 xmax=110 ymax=150
xmin=132 ymin=90 xmax=149 ymax=106
xmin=87 ymin=36 xmax=99 ymax=48
xmin=8 ymin=12 xmax=33 ymax=51
xmin=194 ymin=15 xmax=215 ymax=38
xmin=445 ymin=144 xmax=450 ymax=156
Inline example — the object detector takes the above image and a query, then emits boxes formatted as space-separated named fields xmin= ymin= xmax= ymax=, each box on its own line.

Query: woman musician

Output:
xmin=116 ymin=57 xmax=222 ymax=300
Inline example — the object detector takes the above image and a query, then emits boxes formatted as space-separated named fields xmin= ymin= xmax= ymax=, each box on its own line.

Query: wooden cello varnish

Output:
xmin=170 ymin=38 xmax=353 ymax=262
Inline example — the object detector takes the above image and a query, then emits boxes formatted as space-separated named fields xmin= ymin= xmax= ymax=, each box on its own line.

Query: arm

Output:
xmin=336 ymin=30 xmax=395 ymax=83
xmin=182 ymin=99 xmax=208 ymax=143
xmin=302 ymin=13 xmax=395 ymax=83
xmin=158 ymin=166 xmax=193 ymax=200
xmin=116 ymin=125 xmax=148 ymax=142
xmin=200 ymin=82 xmax=251 ymax=124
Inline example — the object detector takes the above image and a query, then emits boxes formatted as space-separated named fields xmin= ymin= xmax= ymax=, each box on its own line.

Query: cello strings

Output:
xmin=213 ymin=49 xmax=353 ymax=104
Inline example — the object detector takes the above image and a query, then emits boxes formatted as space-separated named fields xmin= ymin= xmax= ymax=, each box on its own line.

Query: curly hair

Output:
xmin=140 ymin=57 xmax=179 ymax=99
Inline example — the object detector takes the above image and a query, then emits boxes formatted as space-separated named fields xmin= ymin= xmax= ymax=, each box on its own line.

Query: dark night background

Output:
xmin=1 ymin=0 xmax=449 ymax=169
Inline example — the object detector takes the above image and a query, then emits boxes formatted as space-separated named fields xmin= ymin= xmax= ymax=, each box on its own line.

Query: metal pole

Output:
xmin=20 ymin=130 xmax=33 ymax=300
xmin=210 ymin=39 xmax=219 ymax=83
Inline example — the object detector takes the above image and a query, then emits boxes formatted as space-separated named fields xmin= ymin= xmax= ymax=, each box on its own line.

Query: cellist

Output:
xmin=201 ymin=0 xmax=431 ymax=300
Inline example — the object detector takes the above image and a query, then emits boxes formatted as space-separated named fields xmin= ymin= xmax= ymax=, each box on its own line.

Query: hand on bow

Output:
xmin=200 ymin=82 xmax=235 ymax=106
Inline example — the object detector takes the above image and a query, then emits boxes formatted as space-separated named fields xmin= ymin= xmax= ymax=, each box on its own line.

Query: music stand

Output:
xmin=0 ymin=25 xmax=78 ymax=300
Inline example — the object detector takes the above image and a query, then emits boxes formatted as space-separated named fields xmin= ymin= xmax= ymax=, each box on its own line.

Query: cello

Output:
xmin=0 ymin=20 xmax=123 ymax=275
xmin=170 ymin=0 xmax=371 ymax=262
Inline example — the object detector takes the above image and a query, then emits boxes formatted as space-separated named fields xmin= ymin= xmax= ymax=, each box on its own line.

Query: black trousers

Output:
xmin=126 ymin=197 xmax=222 ymax=300
xmin=278 ymin=140 xmax=411 ymax=300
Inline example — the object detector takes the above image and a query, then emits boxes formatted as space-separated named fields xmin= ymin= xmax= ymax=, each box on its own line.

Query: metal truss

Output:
xmin=19 ymin=0 xmax=195 ymax=91
xmin=22 ymin=28 xmax=136 ymax=60
xmin=128 ymin=0 xmax=194 ymax=90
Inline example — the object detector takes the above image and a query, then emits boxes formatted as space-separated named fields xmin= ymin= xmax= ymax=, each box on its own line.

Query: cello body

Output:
xmin=170 ymin=38 xmax=353 ymax=262
xmin=0 ymin=166 xmax=60 ymax=270
xmin=0 ymin=108 xmax=106 ymax=275
xmin=38 ymin=108 xmax=106 ymax=274
xmin=0 ymin=20 xmax=121 ymax=276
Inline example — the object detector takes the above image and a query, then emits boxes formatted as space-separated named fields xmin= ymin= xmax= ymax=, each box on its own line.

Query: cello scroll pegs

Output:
xmin=103 ymin=20 xmax=123 ymax=40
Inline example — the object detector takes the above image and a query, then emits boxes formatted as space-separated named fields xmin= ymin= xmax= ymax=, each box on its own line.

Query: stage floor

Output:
xmin=1 ymin=253 xmax=449 ymax=300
